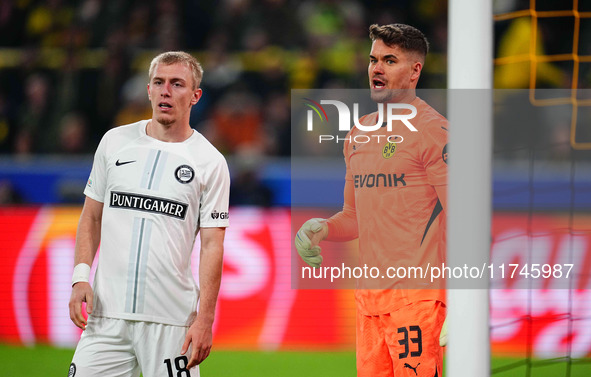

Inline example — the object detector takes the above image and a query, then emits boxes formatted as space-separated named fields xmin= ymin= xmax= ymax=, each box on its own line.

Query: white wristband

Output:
xmin=72 ymin=263 xmax=91 ymax=286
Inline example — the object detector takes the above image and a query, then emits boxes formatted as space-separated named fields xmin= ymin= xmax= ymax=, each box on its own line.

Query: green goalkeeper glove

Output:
xmin=295 ymin=218 xmax=328 ymax=268
xmin=439 ymin=315 xmax=448 ymax=347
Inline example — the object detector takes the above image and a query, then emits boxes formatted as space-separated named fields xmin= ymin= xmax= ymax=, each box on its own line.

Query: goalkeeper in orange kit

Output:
xmin=295 ymin=24 xmax=448 ymax=377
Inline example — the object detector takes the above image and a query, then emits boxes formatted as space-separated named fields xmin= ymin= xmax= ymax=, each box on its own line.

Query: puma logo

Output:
xmin=404 ymin=362 xmax=420 ymax=375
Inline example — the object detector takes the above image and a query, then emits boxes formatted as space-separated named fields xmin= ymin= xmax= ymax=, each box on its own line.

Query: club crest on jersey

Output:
xmin=442 ymin=144 xmax=448 ymax=164
xmin=382 ymin=141 xmax=397 ymax=159
xmin=175 ymin=165 xmax=194 ymax=184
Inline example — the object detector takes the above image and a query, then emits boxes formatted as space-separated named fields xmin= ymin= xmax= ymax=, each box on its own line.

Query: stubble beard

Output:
xmin=370 ymin=88 xmax=404 ymax=104
xmin=155 ymin=115 xmax=176 ymax=127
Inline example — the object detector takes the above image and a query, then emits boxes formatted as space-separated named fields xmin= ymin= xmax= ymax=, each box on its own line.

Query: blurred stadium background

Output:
xmin=0 ymin=0 xmax=590 ymax=376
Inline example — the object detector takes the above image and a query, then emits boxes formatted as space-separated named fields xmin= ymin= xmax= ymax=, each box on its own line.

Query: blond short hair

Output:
xmin=148 ymin=51 xmax=204 ymax=89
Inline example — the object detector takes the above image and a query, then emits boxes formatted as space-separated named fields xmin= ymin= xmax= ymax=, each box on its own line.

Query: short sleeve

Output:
xmin=198 ymin=156 xmax=230 ymax=228
xmin=84 ymin=134 xmax=108 ymax=203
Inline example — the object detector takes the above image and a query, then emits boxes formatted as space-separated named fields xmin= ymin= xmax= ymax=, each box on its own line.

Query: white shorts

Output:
xmin=70 ymin=316 xmax=199 ymax=377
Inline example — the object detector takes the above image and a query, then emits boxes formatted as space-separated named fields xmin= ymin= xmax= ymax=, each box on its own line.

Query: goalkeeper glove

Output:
xmin=439 ymin=315 xmax=448 ymax=347
xmin=295 ymin=218 xmax=328 ymax=268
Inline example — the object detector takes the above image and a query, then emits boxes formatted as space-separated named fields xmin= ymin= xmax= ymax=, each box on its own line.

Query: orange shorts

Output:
xmin=356 ymin=300 xmax=446 ymax=377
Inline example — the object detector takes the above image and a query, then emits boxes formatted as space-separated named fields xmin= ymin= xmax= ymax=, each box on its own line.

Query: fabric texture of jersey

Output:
xmin=327 ymin=97 xmax=448 ymax=315
xmin=84 ymin=120 xmax=230 ymax=326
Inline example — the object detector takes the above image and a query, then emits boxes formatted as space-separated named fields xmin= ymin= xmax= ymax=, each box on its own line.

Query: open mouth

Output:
xmin=158 ymin=103 xmax=172 ymax=109
xmin=372 ymin=78 xmax=386 ymax=89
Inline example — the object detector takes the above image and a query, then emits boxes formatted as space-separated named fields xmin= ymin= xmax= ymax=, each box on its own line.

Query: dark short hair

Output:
xmin=369 ymin=24 xmax=429 ymax=58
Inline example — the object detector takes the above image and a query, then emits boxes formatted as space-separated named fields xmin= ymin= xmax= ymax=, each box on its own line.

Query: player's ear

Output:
xmin=191 ymin=88 xmax=202 ymax=106
xmin=147 ymin=84 xmax=151 ymax=101
xmin=410 ymin=61 xmax=422 ymax=82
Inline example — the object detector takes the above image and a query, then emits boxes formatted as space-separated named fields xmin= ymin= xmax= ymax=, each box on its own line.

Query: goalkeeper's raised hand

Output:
xmin=295 ymin=218 xmax=328 ymax=268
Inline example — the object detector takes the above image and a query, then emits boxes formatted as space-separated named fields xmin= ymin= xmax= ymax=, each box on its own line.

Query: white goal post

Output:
xmin=447 ymin=0 xmax=493 ymax=376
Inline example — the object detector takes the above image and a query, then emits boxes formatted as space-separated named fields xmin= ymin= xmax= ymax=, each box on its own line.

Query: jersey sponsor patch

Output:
xmin=110 ymin=191 xmax=188 ymax=219
xmin=211 ymin=210 xmax=229 ymax=220
xmin=354 ymin=173 xmax=406 ymax=188
xmin=175 ymin=165 xmax=194 ymax=184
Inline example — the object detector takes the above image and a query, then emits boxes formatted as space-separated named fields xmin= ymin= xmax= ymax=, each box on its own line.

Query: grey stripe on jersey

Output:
xmin=149 ymin=151 xmax=168 ymax=191
xmin=125 ymin=217 xmax=143 ymax=312
xmin=125 ymin=217 xmax=153 ymax=314
xmin=134 ymin=218 xmax=152 ymax=313
xmin=139 ymin=149 xmax=169 ymax=191
xmin=125 ymin=149 xmax=168 ymax=314
xmin=140 ymin=149 xmax=160 ymax=189
xmin=147 ymin=150 xmax=161 ymax=189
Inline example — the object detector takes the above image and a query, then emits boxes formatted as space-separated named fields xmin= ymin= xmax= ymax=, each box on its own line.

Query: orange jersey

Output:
xmin=327 ymin=97 xmax=448 ymax=315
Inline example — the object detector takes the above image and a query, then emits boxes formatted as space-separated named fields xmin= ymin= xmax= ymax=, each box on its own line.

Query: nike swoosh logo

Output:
xmin=115 ymin=159 xmax=136 ymax=166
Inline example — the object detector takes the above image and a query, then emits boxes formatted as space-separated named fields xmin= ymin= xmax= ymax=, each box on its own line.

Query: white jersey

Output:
xmin=84 ymin=120 xmax=230 ymax=326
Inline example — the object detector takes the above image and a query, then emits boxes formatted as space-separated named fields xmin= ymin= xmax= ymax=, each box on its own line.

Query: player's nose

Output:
xmin=161 ymin=82 xmax=171 ymax=96
xmin=372 ymin=62 xmax=384 ymax=74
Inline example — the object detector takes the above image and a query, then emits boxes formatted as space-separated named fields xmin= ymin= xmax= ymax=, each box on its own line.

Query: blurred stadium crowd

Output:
xmin=0 ymin=0 xmax=447 ymax=157
xmin=0 ymin=0 xmax=587 ymax=205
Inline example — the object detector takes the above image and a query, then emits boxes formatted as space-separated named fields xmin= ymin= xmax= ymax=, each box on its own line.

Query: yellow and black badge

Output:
xmin=382 ymin=142 xmax=396 ymax=159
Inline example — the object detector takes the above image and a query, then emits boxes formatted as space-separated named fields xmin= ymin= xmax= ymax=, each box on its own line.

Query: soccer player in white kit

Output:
xmin=68 ymin=51 xmax=229 ymax=377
